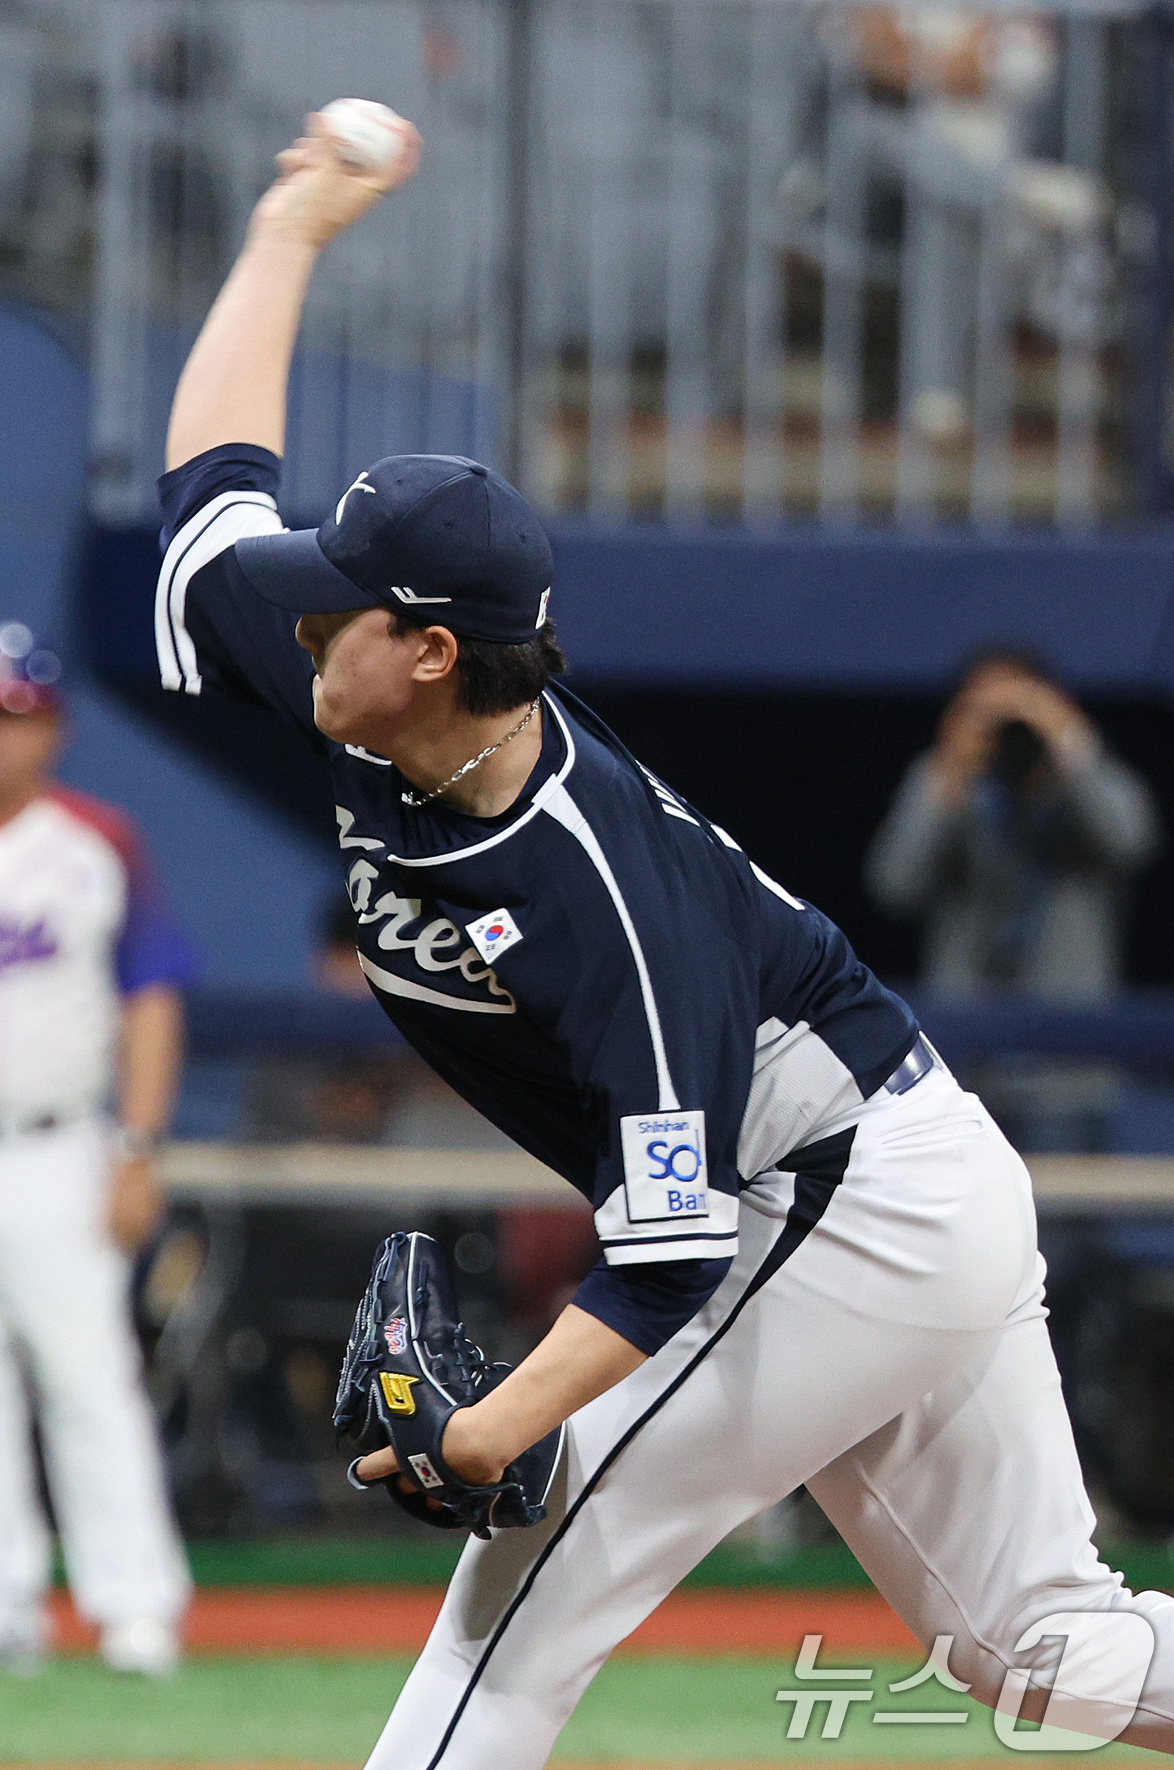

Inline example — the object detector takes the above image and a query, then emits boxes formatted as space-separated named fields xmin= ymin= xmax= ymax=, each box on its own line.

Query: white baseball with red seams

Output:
xmin=320 ymin=99 xmax=414 ymax=173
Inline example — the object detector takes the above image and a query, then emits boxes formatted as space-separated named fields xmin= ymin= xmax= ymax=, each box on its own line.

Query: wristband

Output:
xmin=113 ymin=1125 xmax=157 ymax=1161
xmin=346 ymin=1456 xmax=382 ymax=1492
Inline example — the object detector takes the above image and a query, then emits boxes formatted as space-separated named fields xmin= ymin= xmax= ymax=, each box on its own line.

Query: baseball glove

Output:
xmin=334 ymin=1231 xmax=564 ymax=1539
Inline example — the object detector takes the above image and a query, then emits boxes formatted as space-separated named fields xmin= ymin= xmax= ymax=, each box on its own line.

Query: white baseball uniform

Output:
xmin=155 ymin=444 xmax=1174 ymax=1762
xmin=0 ymin=789 xmax=192 ymax=1648
xmin=369 ymin=1065 xmax=1174 ymax=1767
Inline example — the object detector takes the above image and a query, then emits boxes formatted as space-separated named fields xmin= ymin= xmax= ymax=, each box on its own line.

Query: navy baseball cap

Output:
xmin=235 ymin=455 xmax=553 ymax=645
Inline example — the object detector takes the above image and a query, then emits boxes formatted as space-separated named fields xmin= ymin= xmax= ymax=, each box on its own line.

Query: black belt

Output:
xmin=883 ymin=1033 xmax=935 ymax=1097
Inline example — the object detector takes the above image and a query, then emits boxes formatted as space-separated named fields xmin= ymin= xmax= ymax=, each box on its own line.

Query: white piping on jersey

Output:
xmin=344 ymin=745 xmax=394 ymax=766
xmin=750 ymin=862 xmax=806 ymax=912
xmin=374 ymin=693 xmax=577 ymax=868
xmin=593 ymin=1183 xmax=739 ymax=1264
xmin=156 ymin=492 xmax=284 ymax=695
xmin=542 ymin=781 xmax=680 ymax=1114
xmin=357 ymin=951 xmax=516 ymax=1014
xmin=711 ymin=823 xmax=806 ymax=912
xmin=603 ymin=1232 xmax=740 ymax=1267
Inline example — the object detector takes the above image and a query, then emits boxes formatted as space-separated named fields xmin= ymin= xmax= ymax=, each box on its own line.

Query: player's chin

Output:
xmin=312 ymin=674 xmax=401 ymax=750
xmin=310 ymin=682 xmax=355 ymax=744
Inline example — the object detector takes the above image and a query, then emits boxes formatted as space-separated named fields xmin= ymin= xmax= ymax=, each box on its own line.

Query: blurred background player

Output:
xmin=0 ymin=624 xmax=194 ymax=1675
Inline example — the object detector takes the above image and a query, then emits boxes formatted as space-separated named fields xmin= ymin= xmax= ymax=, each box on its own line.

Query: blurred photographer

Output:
xmin=866 ymin=648 xmax=1159 ymax=1147
xmin=868 ymin=647 xmax=1158 ymax=999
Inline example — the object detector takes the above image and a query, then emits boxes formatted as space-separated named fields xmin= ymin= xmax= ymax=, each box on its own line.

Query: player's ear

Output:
xmin=408 ymin=625 xmax=460 ymax=687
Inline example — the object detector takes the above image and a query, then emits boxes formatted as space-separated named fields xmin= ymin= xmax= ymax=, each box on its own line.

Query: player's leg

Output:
xmin=365 ymin=1066 xmax=1038 ymax=1770
xmin=0 ymin=1313 xmax=52 ymax=1666
xmin=808 ymin=1274 xmax=1174 ymax=1754
xmin=365 ymin=1216 xmax=1016 ymax=1766
xmin=0 ymin=1123 xmax=190 ymax=1644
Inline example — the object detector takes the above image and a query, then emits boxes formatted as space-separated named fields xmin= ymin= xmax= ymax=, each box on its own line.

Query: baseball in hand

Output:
xmin=320 ymin=98 xmax=415 ymax=174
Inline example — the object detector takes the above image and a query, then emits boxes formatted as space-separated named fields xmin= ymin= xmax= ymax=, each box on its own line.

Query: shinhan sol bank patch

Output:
xmin=620 ymin=1110 xmax=709 ymax=1223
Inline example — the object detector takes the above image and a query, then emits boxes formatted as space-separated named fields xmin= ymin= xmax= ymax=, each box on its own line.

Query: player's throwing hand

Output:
xmin=250 ymin=106 xmax=422 ymax=252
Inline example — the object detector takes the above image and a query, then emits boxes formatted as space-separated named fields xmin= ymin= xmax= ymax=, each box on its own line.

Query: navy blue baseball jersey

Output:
xmin=156 ymin=444 xmax=920 ymax=1352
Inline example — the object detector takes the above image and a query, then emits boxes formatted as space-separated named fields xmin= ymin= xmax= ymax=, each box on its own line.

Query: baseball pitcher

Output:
xmin=150 ymin=110 xmax=1174 ymax=1763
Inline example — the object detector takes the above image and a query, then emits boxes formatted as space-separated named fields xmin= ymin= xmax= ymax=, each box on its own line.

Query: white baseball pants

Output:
xmin=0 ymin=1119 xmax=190 ymax=1636
xmin=367 ymin=1066 xmax=1174 ymax=1769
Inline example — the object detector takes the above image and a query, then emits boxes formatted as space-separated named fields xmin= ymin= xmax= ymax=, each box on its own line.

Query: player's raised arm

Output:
xmin=165 ymin=107 xmax=421 ymax=470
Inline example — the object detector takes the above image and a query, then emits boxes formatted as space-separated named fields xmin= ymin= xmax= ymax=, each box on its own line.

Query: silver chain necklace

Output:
xmin=400 ymin=700 xmax=541 ymax=808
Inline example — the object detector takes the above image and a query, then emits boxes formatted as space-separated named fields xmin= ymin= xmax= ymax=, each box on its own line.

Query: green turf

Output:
xmin=0 ymin=1657 xmax=409 ymax=1761
xmin=0 ymin=1655 xmax=1158 ymax=1763
xmin=173 ymin=1536 xmax=878 ymax=1590
xmin=559 ymin=1657 xmax=1158 ymax=1763
xmin=164 ymin=1534 xmax=1174 ymax=1596
xmin=183 ymin=1537 xmax=465 ymax=1588
xmin=113 ymin=1534 xmax=876 ymax=1591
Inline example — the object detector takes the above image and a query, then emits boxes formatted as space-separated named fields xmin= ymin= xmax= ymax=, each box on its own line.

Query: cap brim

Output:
xmin=235 ymin=528 xmax=384 ymax=614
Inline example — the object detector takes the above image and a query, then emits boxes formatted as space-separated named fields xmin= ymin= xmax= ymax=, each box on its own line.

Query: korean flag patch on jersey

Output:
xmin=620 ymin=1110 xmax=709 ymax=1223
xmin=465 ymin=908 xmax=523 ymax=964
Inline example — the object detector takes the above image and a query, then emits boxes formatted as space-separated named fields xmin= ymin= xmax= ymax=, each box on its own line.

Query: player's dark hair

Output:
xmin=390 ymin=613 xmax=567 ymax=716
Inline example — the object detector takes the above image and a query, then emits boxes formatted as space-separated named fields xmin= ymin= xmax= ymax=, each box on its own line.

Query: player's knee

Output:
xmin=942 ymin=1626 xmax=1020 ymax=1714
xmin=947 ymin=1592 xmax=1165 ymax=1737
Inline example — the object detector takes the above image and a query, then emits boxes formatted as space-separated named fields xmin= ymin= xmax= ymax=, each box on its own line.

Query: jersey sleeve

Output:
xmin=155 ymin=443 xmax=318 ymax=733
xmin=116 ymin=863 xmax=198 ymax=994
xmin=584 ymin=1033 xmax=743 ymax=1270
xmin=571 ymin=1255 xmax=732 ymax=1355
xmin=50 ymin=790 xmax=199 ymax=994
